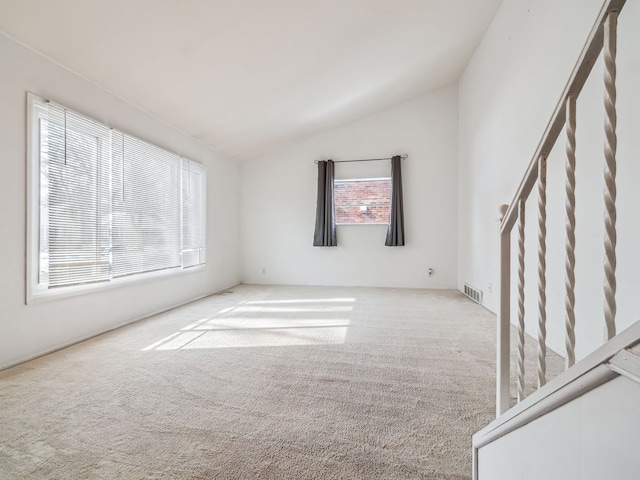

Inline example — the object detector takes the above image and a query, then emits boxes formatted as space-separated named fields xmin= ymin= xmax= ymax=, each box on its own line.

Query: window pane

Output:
xmin=334 ymin=178 xmax=391 ymax=224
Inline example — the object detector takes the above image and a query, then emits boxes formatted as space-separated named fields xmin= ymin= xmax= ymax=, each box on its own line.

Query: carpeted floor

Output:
xmin=0 ymin=284 xmax=559 ymax=479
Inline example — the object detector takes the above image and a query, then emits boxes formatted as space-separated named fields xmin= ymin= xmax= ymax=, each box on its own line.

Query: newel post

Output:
xmin=497 ymin=203 xmax=511 ymax=417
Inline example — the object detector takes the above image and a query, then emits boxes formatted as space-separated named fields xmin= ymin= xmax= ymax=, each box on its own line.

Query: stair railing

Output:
xmin=496 ymin=0 xmax=626 ymax=416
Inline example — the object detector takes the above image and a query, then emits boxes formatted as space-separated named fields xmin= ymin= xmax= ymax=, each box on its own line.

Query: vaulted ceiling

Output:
xmin=0 ymin=0 xmax=502 ymax=160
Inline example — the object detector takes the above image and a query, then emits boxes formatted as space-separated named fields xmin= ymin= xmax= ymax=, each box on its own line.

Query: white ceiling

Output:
xmin=0 ymin=0 xmax=501 ymax=160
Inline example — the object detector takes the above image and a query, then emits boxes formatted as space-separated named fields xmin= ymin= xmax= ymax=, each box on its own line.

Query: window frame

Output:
xmin=26 ymin=93 xmax=207 ymax=304
xmin=333 ymin=176 xmax=392 ymax=226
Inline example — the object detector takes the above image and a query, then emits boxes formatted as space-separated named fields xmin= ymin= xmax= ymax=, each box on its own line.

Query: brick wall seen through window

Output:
xmin=334 ymin=178 xmax=391 ymax=224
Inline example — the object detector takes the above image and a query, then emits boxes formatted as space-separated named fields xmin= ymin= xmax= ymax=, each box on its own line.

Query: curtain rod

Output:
xmin=314 ymin=154 xmax=407 ymax=164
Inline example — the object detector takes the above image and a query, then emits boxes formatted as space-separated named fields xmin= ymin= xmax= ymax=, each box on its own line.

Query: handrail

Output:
xmin=495 ymin=0 xmax=627 ymax=416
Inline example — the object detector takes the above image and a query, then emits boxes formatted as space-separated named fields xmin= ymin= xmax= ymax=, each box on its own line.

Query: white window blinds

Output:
xmin=111 ymin=131 xmax=182 ymax=278
xmin=43 ymin=104 xmax=112 ymax=287
xmin=31 ymin=96 xmax=206 ymax=296
xmin=182 ymin=160 xmax=206 ymax=268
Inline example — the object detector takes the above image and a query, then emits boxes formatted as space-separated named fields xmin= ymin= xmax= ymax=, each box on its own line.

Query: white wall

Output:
xmin=241 ymin=85 xmax=458 ymax=288
xmin=0 ymin=33 xmax=241 ymax=369
xmin=459 ymin=0 xmax=640 ymax=359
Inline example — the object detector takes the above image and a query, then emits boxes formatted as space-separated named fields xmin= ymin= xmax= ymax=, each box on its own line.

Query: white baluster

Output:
xmin=565 ymin=94 xmax=577 ymax=369
xmin=603 ymin=11 xmax=618 ymax=341
xmin=517 ymin=199 xmax=526 ymax=401
xmin=537 ymin=155 xmax=547 ymax=389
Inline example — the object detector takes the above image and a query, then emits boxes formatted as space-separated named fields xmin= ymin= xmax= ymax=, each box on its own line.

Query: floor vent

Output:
xmin=463 ymin=283 xmax=483 ymax=304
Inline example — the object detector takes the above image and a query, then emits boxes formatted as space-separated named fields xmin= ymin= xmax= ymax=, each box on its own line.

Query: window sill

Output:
xmin=26 ymin=264 xmax=206 ymax=305
xmin=336 ymin=223 xmax=389 ymax=226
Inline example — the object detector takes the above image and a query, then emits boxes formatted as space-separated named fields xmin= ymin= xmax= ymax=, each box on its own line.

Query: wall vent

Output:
xmin=463 ymin=283 xmax=483 ymax=304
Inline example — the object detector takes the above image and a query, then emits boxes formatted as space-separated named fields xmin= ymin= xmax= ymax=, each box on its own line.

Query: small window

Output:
xmin=334 ymin=178 xmax=391 ymax=225
xmin=27 ymin=94 xmax=206 ymax=303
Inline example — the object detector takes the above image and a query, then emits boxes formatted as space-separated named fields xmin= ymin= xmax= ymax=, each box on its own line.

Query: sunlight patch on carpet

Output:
xmin=245 ymin=298 xmax=356 ymax=305
xmin=143 ymin=324 xmax=350 ymax=350
xmin=143 ymin=296 xmax=354 ymax=350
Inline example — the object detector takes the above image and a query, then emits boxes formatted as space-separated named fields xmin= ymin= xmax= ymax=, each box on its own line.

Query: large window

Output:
xmin=27 ymin=94 xmax=206 ymax=303
xmin=334 ymin=177 xmax=391 ymax=225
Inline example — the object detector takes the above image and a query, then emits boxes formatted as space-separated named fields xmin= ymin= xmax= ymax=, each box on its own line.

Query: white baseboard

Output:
xmin=0 ymin=285 xmax=239 ymax=371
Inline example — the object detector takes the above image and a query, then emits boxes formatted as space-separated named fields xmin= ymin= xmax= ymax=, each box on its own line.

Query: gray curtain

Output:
xmin=385 ymin=155 xmax=405 ymax=246
xmin=313 ymin=160 xmax=337 ymax=246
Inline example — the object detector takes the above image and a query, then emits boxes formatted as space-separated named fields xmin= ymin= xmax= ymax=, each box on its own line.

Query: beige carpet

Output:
xmin=0 ymin=284 xmax=559 ymax=479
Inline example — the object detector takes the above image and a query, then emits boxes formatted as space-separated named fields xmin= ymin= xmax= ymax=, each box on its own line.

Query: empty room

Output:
xmin=1 ymin=0 xmax=640 ymax=479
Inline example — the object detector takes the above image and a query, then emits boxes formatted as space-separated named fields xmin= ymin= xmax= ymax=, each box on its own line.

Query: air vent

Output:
xmin=463 ymin=283 xmax=483 ymax=304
